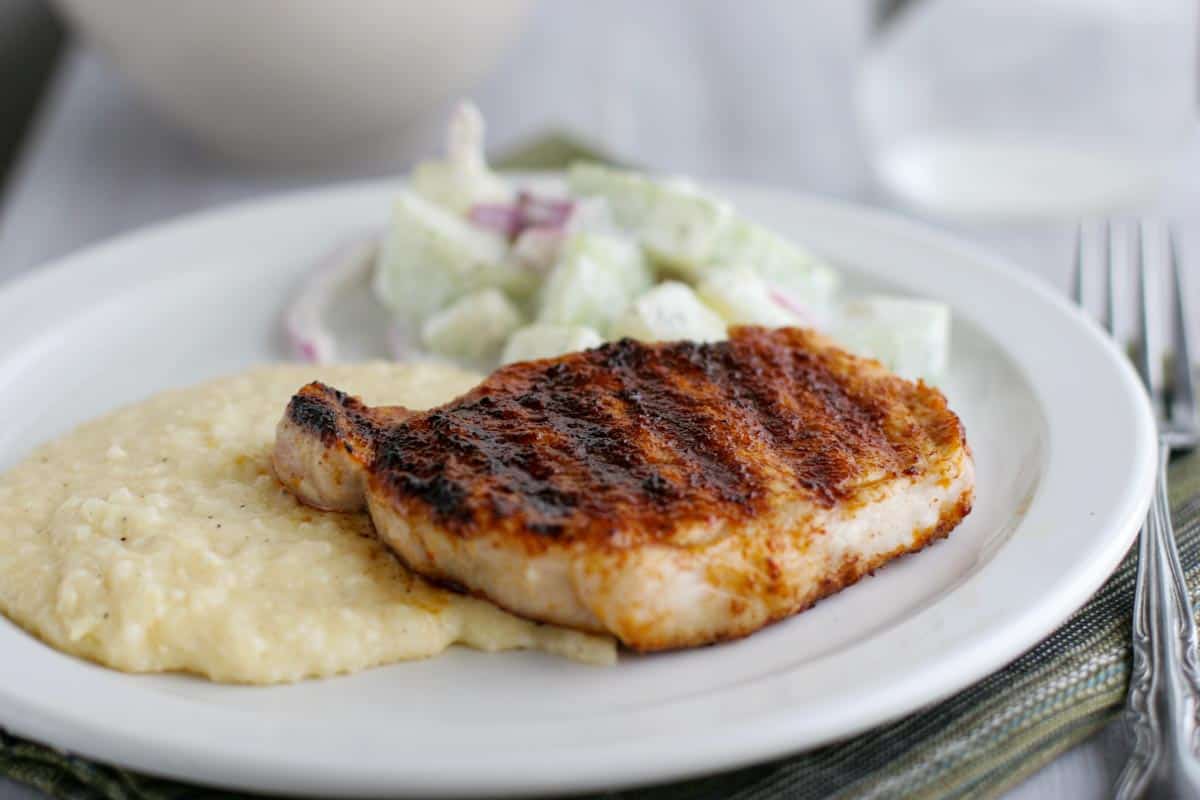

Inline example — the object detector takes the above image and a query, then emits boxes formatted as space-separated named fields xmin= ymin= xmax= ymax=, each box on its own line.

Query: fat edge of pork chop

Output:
xmin=273 ymin=327 xmax=975 ymax=651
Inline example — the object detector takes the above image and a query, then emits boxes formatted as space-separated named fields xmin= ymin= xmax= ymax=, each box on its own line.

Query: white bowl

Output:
xmin=52 ymin=0 xmax=534 ymax=167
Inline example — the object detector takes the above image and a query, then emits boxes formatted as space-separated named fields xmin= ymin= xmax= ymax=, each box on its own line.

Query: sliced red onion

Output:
xmin=467 ymin=203 xmax=521 ymax=238
xmin=516 ymin=191 xmax=575 ymax=229
xmin=284 ymin=230 xmax=381 ymax=363
xmin=467 ymin=191 xmax=575 ymax=244
xmin=769 ymin=287 xmax=813 ymax=324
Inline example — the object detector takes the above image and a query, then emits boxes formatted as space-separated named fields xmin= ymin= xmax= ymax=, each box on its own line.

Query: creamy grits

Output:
xmin=0 ymin=363 xmax=615 ymax=684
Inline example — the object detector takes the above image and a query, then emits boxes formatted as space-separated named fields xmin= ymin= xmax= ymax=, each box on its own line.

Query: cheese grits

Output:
xmin=0 ymin=363 xmax=615 ymax=684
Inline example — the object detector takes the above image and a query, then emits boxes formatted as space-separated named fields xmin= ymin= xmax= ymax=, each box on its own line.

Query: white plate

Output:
xmin=0 ymin=180 xmax=1156 ymax=798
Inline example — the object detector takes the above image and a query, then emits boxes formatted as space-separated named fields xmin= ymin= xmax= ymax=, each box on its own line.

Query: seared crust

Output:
xmin=356 ymin=327 xmax=965 ymax=548
xmin=285 ymin=382 xmax=412 ymax=465
xmin=274 ymin=383 xmax=412 ymax=512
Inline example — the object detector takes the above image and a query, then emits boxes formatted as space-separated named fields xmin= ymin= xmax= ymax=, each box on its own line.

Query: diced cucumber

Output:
xmin=567 ymin=163 xmax=655 ymax=227
xmin=412 ymin=162 xmax=512 ymax=216
xmin=567 ymin=195 xmax=621 ymax=238
xmin=420 ymin=289 xmax=524 ymax=368
xmin=511 ymin=228 xmax=564 ymax=275
xmin=831 ymin=295 xmax=950 ymax=381
xmin=567 ymin=164 xmax=840 ymax=308
xmin=501 ymin=323 xmax=605 ymax=364
xmin=709 ymin=218 xmax=839 ymax=310
xmin=537 ymin=232 xmax=651 ymax=334
xmin=373 ymin=191 xmax=535 ymax=323
xmin=695 ymin=266 xmax=804 ymax=328
xmin=610 ymin=282 xmax=728 ymax=344
xmin=411 ymin=102 xmax=513 ymax=214
xmin=567 ymin=163 xmax=733 ymax=275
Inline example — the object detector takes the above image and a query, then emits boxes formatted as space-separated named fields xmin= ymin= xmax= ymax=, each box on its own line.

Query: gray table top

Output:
xmin=0 ymin=2 xmax=1198 ymax=798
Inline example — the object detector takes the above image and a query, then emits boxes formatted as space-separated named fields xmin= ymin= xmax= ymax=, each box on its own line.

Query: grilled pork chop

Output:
xmin=273 ymin=327 xmax=974 ymax=651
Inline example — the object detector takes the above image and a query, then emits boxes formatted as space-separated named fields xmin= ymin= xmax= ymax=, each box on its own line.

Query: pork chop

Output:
xmin=273 ymin=327 xmax=974 ymax=651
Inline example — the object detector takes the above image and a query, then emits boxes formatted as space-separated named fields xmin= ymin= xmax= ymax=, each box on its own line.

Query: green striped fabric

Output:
xmin=2 ymin=137 xmax=1196 ymax=799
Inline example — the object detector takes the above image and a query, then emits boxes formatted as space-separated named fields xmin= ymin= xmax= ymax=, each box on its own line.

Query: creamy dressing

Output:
xmin=0 ymin=362 xmax=615 ymax=684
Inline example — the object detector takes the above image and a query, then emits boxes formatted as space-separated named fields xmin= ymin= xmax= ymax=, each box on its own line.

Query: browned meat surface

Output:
xmin=274 ymin=327 xmax=974 ymax=650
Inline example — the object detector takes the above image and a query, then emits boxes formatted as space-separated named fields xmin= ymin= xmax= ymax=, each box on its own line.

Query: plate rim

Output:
xmin=0 ymin=178 xmax=1157 ymax=797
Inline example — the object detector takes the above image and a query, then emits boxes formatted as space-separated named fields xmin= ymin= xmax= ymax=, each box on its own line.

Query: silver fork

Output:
xmin=1073 ymin=221 xmax=1200 ymax=799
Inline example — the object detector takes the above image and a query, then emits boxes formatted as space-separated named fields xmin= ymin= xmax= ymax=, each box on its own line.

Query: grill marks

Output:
xmin=377 ymin=345 xmax=758 ymax=538
xmin=599 ymin=340 xmax=765 ymax=509
xmin=748 ymin=342 xmax=907 ymax=501
xmin=298 ymin=327 xmax=955 ymax=544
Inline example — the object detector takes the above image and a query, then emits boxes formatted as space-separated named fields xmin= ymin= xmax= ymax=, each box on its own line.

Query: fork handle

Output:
xmin=1115 ymin=439 xmax=1200 ymax=799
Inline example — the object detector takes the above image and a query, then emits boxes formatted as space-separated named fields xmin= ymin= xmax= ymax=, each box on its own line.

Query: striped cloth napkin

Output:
xmin=2 ymin=135 xmax=1197 ymax=800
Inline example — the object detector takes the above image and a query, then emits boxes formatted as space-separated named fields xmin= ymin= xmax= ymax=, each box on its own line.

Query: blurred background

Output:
xmin=1 ymin=0 xmax=1196 ymax=293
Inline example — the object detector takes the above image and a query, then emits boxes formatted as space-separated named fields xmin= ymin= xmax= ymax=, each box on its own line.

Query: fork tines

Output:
xmin=1074 ymin=220 xmax=1197 ymax=445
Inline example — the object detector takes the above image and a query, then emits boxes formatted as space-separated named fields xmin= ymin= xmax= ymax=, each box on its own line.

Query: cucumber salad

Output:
xmin=287 ymin=103 xmax=949 ymax=381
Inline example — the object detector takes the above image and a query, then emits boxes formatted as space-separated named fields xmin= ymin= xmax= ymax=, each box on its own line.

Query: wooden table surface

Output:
xmin=0 ymin=2 xmax=1197 ymax=798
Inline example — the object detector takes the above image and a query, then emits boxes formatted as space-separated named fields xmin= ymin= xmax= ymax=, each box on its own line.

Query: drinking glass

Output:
xmin=857 ymin=0 xmax=1196 ymax=219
